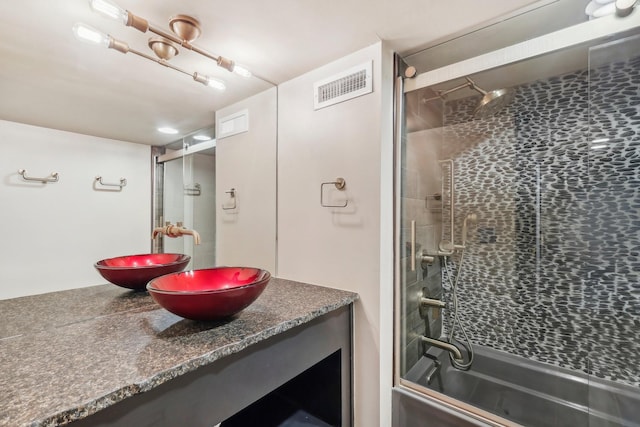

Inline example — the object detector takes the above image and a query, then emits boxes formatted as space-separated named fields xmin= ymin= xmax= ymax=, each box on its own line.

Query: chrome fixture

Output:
xmin=420 ymin=296 xmax=446 ymax=309
xmin=73 ymin=0 xmax=253 ymax=90
xmin=423 ymin=354 xmax=442 ymax=387
xmin=424 ymin=77 xmax=514 ymax=118
xmin=152 ymin=222 xmax=201 ymax=245
xmin=184 ymin=183 xmax=201 ymax=196
xmin=439 ymin=159 xmax=455 ymax=255
xmin=320 ymin=178 xmax=348 ymax=208
xmin=95 ymin=176 xmax=127 ymax=189
xmin=18 ymin=169 xmax=59 ymax=183
xmin=222 ymin=188 xmax=237 ymax=210
xmin=409 ymin=223 xmax=437 ymax=272
xmin=421 ymin=336 xmax=464 ymax=362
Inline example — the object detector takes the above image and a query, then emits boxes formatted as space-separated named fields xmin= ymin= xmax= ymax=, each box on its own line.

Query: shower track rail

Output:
xmin=404 ymin=12 xmax=640 ymax=93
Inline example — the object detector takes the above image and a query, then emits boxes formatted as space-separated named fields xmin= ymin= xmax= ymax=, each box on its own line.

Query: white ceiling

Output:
xmin=0 ymin=0 xmax=551 ymax=145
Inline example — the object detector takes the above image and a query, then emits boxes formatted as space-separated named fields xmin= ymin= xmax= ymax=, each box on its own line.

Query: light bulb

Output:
xmin=193 ymin=72 xmax=226 ymax=91
xmin=72 ymin=23 xmax=110 ymax=47
xmin=232 ymin=64 xmax=252 ymax=78
xmin=89 ymin=0 xmax=128 ymax=23
xmin=205 ymin=77 xmax=226 ymax=91
xmin=193 ymin=135 xmax=212 ymax=141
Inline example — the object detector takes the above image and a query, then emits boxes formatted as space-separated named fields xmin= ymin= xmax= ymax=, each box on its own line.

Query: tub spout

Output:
xmin=152 ymin=222 xmax=201 ymax=245
xmin=421 ymin=336 xmax=464 ymax=362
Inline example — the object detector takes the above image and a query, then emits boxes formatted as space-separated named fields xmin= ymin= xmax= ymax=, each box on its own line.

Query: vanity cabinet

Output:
xmin=0 ymin=279 xmax=357 ymax=427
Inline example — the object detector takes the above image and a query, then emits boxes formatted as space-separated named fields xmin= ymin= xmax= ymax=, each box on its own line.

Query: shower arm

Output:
xmin=423 ymin=77 xmax=487 ymax=102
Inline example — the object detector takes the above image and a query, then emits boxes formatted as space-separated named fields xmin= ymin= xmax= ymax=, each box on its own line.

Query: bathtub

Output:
xmin=403 ymin=345 xmax=640 ymax=427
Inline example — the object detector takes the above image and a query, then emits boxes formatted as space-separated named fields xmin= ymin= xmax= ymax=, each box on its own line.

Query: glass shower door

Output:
xmin=155 ymin=132 xmax=217 ymax=269
xmin=586 ymin=32 xmax=640 ymax=425
xmin=396 ymin=20 xmax=640 ymax=425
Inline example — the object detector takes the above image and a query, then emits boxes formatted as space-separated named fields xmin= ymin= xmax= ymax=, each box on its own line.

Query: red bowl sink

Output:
xmin=95 ymin=253 xmax=191 ymax=290
xmin=147 ymin=267 xmax=271 ymax=321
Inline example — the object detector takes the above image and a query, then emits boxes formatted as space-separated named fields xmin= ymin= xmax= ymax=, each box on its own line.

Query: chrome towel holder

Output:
xmin=95 ymin=176 xmax=127 ymax=189
xmin=18 ymin=169 xmax=59 ymax=183
xmin=320 ymin=177 xmax=348 ymax=208
xmin=184 ymin=183 xmax=201 ymax=196
xmin=222 ymin=188 xmax=237 ymax=210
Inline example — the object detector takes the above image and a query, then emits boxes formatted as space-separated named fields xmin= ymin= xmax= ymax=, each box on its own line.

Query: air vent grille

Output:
xmin=313 ymin=61 xmax=373 ymax=110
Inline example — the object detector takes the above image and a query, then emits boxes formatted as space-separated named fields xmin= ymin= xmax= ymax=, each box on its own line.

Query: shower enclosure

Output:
xmin=153 ymin=127 xmax=216 ymax=269
xmin=394 ymin=9 xmax=640 ymax=427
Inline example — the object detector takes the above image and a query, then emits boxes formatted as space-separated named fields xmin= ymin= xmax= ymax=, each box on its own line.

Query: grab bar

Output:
xmin=320 ymin=177 xmax=348 ymax=208
xmin=410 ymin=220 xmax=416 ymax=271
xmin=95 ymin=176 xmax=127 ymax=189
xmin=18 ymin=169 xmax=59 ymax=183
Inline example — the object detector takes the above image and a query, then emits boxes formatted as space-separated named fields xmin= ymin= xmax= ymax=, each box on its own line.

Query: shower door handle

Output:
xmin=411 ymin=220 xmax=416 ymax=271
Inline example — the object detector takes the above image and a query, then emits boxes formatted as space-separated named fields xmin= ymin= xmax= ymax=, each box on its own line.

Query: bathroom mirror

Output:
xmin=0 ymin=1 xmax=278 ymax=297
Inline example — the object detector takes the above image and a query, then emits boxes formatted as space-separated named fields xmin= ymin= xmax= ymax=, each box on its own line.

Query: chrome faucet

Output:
xmin=152 ymin=222 xmax=201 ymax=245
xmin=421 ymin=336 xmax=464 ymax=362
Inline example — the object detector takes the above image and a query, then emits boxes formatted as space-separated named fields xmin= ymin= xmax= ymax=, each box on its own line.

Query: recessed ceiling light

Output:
xmin=193 ymin=135 xmax=212 ymax=141
xmin=592 ymin=137 xmax=610 ymax=143
xmin=158 ymin=127 xmax=179 ymax=135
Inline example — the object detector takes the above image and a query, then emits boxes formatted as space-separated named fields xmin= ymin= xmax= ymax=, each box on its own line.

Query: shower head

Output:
xmin=465 ymin=77 xmax=514 ymax=119
xmin=424 ymin=77 xmax=514 ymax=118
xmin=473 ymin=87 xmax=515 ymax=119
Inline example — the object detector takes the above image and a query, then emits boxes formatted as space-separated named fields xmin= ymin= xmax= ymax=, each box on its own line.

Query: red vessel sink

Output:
xmin=95 ymin=253 xmax=191 ymax=290
xmin=147 ymin=267 xmax=271 ymax=321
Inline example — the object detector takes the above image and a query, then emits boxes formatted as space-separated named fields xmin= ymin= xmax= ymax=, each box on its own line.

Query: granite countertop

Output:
xmin=0 ymin=278 xmax=358 ymax=427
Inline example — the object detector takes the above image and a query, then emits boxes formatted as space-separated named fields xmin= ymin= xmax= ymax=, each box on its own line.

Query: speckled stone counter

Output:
xmin=0 ymin=278 xmax=358 ymax=427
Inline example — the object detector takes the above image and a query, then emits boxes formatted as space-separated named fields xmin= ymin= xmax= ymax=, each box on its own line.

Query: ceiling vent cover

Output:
xmin=313 ymin=60 xmax=373 ymax=110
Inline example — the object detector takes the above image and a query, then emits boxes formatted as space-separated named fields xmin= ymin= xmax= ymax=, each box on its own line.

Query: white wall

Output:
xmin=277 ymin=42 xmax=394 ymax=427
xmin=0 ymin=120 xmax=150 ymax=299
xmin=215 ymin=87 xmax=277 ymax=274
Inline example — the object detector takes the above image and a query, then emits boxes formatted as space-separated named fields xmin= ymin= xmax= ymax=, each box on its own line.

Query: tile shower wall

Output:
xmin=436 ymin=53 xmax=640 ymax=386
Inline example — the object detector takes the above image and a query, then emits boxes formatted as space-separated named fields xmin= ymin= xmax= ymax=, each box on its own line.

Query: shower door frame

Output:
xmin=393 ymin=11 xmax=640 ymax=426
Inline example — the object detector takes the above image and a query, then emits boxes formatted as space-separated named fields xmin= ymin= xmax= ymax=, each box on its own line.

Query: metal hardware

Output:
xmin=320 ymin=178 xmax=347 ymax=207
xmin=421 ymin=336 xmax=464 ymax=362
xmin=425 ymin=193 xmax=442 ymax=211
xmin=421 ymin=297 xmax=446 ymax=309
xmin=439 ymin=159 xmax=455 ymax=255
xmin=410 ymin=220 xmax=416 ymax=271
xmin=151 ymin=221 xmax=201 ymax=245
xmin=222 ymin=188 xmax=236 ymax=210
xmin=95 ymin=176 xmax=127 ymax=188
xmin=419 ymin=250 xmax=435 ymax=269
xmin=18 ymin=169 xmax=59 ymax=183
xmin=419 ymin=287 xmax=443 ymax=319
xmin=424 ymin=356 xmax=442 ymax=386
xmin=184 ymin=183 xmax=201 ymax=196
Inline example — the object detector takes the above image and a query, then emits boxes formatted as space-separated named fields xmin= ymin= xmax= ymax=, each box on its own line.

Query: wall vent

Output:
xmin=313 ymin=61 xmax=373 ymax=110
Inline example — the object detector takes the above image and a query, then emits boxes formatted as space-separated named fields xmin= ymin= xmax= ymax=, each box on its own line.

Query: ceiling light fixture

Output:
xmin=193 ymin=135 xmax=212 ymax=141
xmin=73 ymin=23 xmax=226 ymax=91
xmin=158 ymin=127 xmax=179 ymax=134
xmin=87 ymin=0 xmax=252 ymax=78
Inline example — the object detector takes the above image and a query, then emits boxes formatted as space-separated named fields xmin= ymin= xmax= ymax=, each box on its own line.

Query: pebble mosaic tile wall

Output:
xmin=434 ymin=53 xmax=640 ymax=387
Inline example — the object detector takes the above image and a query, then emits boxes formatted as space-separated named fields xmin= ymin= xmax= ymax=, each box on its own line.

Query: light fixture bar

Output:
xmin=73 ymin=22 xmax=226 ymax=91
xmin=88 ymin=0 xmax=252 ymax=78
